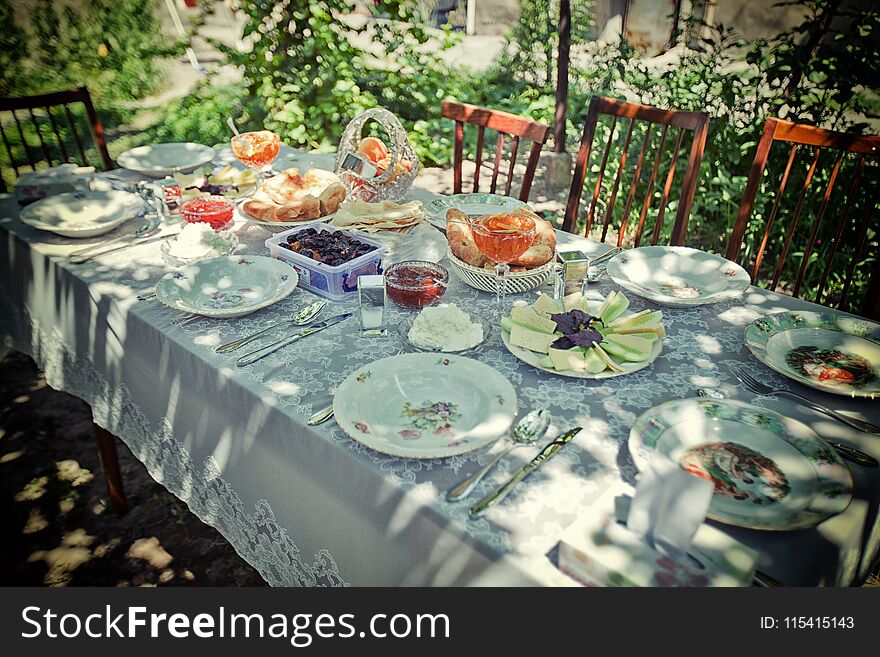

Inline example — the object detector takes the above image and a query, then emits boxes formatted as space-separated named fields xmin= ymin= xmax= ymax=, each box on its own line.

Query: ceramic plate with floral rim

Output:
xmin=333 ymin=353 xmax=517 ymax=459
xmin=20 ymin=190 xmax=145 ymax=238
xmin=424 ymin=193 xmax=527 ymax=230
xmin=606 ymin=246 xmax=750 ymax=307
xmin=117 ymin=142 xmax=216 ymax=176
xmin=155 ymin=255 xmax=298 ymax=318
xmin=629 ymin=398 xmax=853 ymax=531
xmin=745 ymin=310 xmax=880 ymax=398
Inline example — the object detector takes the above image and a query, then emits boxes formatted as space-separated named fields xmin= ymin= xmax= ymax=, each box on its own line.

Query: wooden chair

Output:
xmin=441 ymin=100 xmax=551 ymax=201
xmin=562 ymin=96 xmax=709 ymax=246
xmin=0 ymin=86 xmax=112 ymax=193
xmin=726 ymin=117 xmax=880 ymax=319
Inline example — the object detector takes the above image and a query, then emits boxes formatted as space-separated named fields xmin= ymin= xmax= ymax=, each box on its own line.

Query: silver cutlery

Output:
xmin=470 ymin=426 xmax=582 ymax=517
xmin=730 ymin=364 xmax=880 ymax=434
xmin=216 ymin=301 xmax=326 ymax=353
xmin=447 ymin=409 xmax=551 ymax=502
xmin=138 ymin=289 xmax=157 ymax=301
xmin=236 ymin=312 xmax=353 ymax=367
xmin=590 ymin=246 xmax=622 ymax=266
xmin=68 ymin=231 xmax=178 ymax=264
xmin=697 ymin=387 xmax=878 ymax=467
xmin=68 ymin=212 xmax=161 ymax=261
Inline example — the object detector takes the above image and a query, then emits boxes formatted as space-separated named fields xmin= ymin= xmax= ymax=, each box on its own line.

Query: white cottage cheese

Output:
xmin=408 ymin=304 xmax=483 ymax=351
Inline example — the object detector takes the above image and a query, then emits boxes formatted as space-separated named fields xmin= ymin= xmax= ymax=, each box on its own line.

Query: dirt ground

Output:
xmin=0 ymin=350 xmax=266 ymax=587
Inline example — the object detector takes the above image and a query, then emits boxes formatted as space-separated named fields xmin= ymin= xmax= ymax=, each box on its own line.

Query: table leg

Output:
xmin=92 ymin=423 xmax=129 ymax=515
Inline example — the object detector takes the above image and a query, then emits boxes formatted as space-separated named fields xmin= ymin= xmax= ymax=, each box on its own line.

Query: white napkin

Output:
xmin=626 ymin=454 xmax=714 ymax=567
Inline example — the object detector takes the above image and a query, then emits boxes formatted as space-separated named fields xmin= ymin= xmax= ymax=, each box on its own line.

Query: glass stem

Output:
xmin=494 ymin=262 xmax=510 ymax=315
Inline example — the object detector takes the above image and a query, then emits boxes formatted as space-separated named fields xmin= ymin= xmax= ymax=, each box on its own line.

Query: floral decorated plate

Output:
xmin=629 ymin=398 xmax=853 ymax=531
xmin=117 ymin=142 xmax=216 ymax=176
xmin=500 ymin=300 xmax=663 ymax=379
xmin=745 ymin=311 xmax=880 ymax=398
xmin=424 ymin=193 xmax=527 ymax=230
xmin=155 ymin=255 xmax=298 ymax=318
xmin=20 ymin=190 xmax=144 ymax=238
xmin=333 ymin=353 xmax=517 ymax=458
xmin=606 ymin=246 xmax=750 ymax=307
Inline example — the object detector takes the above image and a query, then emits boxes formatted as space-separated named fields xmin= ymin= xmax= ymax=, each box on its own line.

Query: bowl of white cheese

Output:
xmin=397 ymin=303 xmax=490 ymax=354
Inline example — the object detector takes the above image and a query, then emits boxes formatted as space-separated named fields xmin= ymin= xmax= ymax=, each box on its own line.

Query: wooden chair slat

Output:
xmin=565 ymin=96 xmax=708 ymax=246
xmin=770 ymin=146 xmax=822 ymax=290
xmin=792 ymin=150 xmax=844 ymax=297
xmin=45 ymin=106 xmax=69 ymax=162
xmin=586 ymin=114 xmax=618 ymax=236
xmin=489 ymin=131 xmax=505 ymax=195
xmin=472 ymin=125 xmax=485 ymax=193
xmin=839 ymin=185 xmax=879 ymax=310
xmin=64 ymin=104 xmax=88 ymax=164
xmin=442 ymin=100 xmax=550 ymax=202
xmin=618 ymin=128 xmax=651 ymax=247
xmin=634 ymin=124 xmax=669 ymax=247
xmin=0 ymin=122 xmax=19 ymax=177
xmin=12 ymin=109 xmax=36 ymax=170
xmin=504 ymin=136 xmax=520 ymax=197
xmin=652 ymin=127 xmax=686 ymax=245
xmin=28 ymin=107 xmax=53 ymax=166
xmin=814 ymin=156 xmax=866 ymax=303
xmin=752 ymin=143 xmax=799 ymax=280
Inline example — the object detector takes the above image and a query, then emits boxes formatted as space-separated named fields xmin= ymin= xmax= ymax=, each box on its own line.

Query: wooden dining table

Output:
xmin=1 ymin=146 xmax=878 ymax=586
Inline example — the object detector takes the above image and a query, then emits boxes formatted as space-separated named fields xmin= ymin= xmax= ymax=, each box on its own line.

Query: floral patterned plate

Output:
xmin=333 ymin=353 xmax=517 ymax=459
xmin=155 ymin=255 xmax=298 ymax=318
xmin=745 ymin=310 xmax=880 ymax=398
xmin=629 ymin=398 xmax=853 ymax=531
xmin=606 ymin=245 xmax=750 ymax=307
xmin=117 ymin=142 xmax=215 ymax=176
xmin=424 ymin=193 xmax=527 ymax=230
xmin=20 ymin=190 xmax=145 ymax=238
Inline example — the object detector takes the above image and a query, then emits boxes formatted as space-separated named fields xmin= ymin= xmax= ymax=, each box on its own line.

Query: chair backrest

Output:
xmin=562 ymin=96 xmax=709 ymax=246
xmin=0 ymin=86 xmax=112 ymax=192
xmin=727 ymin=117 xmax=880 ymax=319
xmin=441 ymin=100 xmax=551 ymax=202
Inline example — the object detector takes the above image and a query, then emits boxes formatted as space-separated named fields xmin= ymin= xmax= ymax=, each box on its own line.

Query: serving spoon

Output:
xmin=446 ymin=409 xmax=552 ymax=501
xmin=215 ymin=301 xmax=326 ymax=353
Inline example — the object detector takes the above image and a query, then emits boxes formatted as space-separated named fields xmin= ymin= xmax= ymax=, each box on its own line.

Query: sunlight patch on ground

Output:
xmin=55 ymin=459 xmax=94 ymax=487
xmin=126 ymin=537 xmax=174 ymax=569
xmin=27 ymin=529 xmax=97 ymax=586
xmin=0 ymin=449 xmax=24 ymax=463
xmin=13 ymin=394 xmax=29 ymax=404
xmin=15 ymin=475 xmax=49 ymax=502
xmin=23 ymin=508 xmax=49 ymax=534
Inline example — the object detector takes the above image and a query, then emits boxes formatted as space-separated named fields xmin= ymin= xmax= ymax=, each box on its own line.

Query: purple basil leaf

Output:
xmin=550 ymin=309 xmax=598 ymax=335
xmin=551 ymin=335 xmax=575 ymax=350
xmin=569 ymin=327 xmax=603 ymax=348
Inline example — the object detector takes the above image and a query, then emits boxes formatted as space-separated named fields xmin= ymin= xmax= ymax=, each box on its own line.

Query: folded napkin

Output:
xmin=558 ymin=462 xmax=758 ymax=587
xmin=15 ymin=163 xmax=95 ymax=202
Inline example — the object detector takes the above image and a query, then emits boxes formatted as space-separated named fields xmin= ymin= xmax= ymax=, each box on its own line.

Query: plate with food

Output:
xmin=155 ymin=255 xmax=298 ymax=318
xmin=605 ymin=245 xmax=750 ymax=307
xmin=628 ymin=398 xmax=853 ymax=530
xmin=329 ymin=199 xmax=424 ymax=234
xmin=745 ymin=310 xmax=880 ymax=397
xmin=20 ymin=190 xmax=145 ymax=238
xmin=424 ymin=193 xmax=527 ymax=230
xmin=395 ymin=303 xmax=491 ymax=354
xmin=501 ymin=290 xmax=664 ymax=378
xmin=446 ymin=207 xmax=556 ymax=293
xmin=333 ymin=353 xmax=516 ymax=459
xmin=238 ymin=168 xmax=346 ymax=227
xmin=117 ymin=142 xmax=216 ymax=176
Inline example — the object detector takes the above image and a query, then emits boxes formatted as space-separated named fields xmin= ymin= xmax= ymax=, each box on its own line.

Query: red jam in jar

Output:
xmin=385 ymin=261 xmax=449 ymax=309
xmin=179 ymin=196 xmax=234 ymax=230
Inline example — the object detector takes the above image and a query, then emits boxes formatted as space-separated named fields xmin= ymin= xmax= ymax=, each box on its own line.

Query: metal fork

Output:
xmin=730 ymin=364 xmax=880 ymax=434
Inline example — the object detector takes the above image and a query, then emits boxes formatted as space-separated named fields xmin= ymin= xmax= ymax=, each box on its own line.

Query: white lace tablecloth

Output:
xmin=2 ymin=148 xmax=879 ymax=586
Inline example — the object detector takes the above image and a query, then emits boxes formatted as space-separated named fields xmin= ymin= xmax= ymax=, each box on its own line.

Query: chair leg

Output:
xmin=92 ymin=423 xmax=128 ymax=515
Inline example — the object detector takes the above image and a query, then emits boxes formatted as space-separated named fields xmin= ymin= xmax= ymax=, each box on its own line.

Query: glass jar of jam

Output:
xmin=384 ymin=261 xmax=449 ymax=309
xmin=179 ymin=195 xmax=234 ymax=230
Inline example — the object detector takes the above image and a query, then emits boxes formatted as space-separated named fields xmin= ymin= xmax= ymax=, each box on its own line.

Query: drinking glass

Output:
xmin=471 ymin=211 xmax=536 ymax=315
xmin=230 ymin=130 xmax=280 ymax=183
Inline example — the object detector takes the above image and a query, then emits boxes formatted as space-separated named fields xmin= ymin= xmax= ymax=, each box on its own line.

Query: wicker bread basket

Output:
xmin=446 ymin=247 xmax=554 ymax=294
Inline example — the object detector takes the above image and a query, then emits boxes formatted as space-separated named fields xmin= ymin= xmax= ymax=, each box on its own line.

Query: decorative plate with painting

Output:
xmin=629 ymin=398 xmax=853 ymax=531
xmin=333 ymin=353 xmax=517 ymax=458
xmin=745 ymin=311 xmax=880 ymax=398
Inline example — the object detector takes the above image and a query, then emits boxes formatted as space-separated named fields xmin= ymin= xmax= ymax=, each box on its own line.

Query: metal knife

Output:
xmin=68 ymin=231 xmax=177 ymax=264
xmin=236 ymin=312 xmax=353 ymax=367
xmin=469 ymin=427 xmax=582 ymax=517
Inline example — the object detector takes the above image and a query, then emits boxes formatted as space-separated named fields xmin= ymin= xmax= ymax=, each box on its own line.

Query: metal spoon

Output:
xmin=446 ymin=409 xmax=552 ymax=502
xmin=215 ymin=301 xmax=327 ymax=353
xmin=696 ymin=388 xmax=878 ymax=467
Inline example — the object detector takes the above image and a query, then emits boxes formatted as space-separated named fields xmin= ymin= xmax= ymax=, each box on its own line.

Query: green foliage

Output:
xmin=2 ymin=0 xmax=181 ymax=104
xmin=147 ymin=82 xmax=252 ymax=147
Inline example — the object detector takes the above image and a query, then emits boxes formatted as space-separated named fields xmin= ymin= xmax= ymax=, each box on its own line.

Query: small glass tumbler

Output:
xmin=358 ymin=274 xmax=387 ymax=334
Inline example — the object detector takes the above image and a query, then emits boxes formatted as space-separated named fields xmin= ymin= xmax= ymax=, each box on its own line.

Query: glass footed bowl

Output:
xmin=160 ymin=230 xmax=238 ymax=267
xmin=394 ymin=313 xmax=493 ymax=355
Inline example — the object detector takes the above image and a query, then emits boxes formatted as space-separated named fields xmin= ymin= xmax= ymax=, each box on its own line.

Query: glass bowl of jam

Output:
xmin=179 ymin=195 xmax=235 ymax=230
xmin=384 ymin=261 xmax=449 ymax=309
